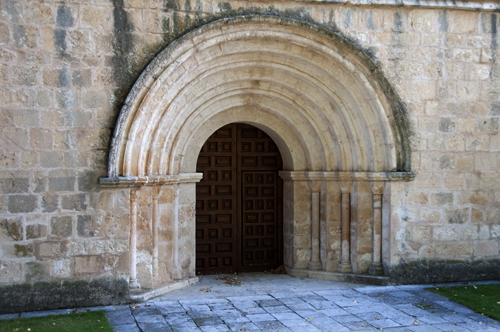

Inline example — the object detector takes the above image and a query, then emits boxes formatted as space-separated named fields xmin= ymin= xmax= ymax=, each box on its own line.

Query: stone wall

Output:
xmin=0 ymin=0 xmax=499 ymax=311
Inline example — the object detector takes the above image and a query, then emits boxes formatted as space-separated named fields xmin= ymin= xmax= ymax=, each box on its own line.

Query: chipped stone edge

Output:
xmin=127 ymin=277 xmax=199 ymax=302
xmin=277 ymin=0 xmax=500 ymax=11
xmin=287 ymin=268 xmax=394 ymax=286
xmin=279 ymin=171 xmax=416 ymax=182
xmin=99 ymin=173 xmax=203 ymax=188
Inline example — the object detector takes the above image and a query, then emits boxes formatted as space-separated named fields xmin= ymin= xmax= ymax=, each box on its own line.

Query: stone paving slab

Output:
xmin=1 ymin=273 xmax=499 ymax=332
xmin=106 ymin=309 xmax=137 ymax=325
xmin=20 ymin=308 xmax=74 ymax=318
xmin=138 ymin=321 xmax=172 ymax=332
xmin=113 ymin=323 xmax=141 ymax=332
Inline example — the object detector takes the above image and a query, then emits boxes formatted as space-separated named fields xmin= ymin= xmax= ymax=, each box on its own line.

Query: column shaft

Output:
xmin=152 ymin=186 xmax=159 ymax=280
xmin=369 ymin=193 xmax=384 ymax=275
xmin=338 ymin=192 xmax=352 ymax=273
xmin=308 ymin=192 xmax=322 ymax=270
xmin=129 ymin=187 xmax=141 ymax=290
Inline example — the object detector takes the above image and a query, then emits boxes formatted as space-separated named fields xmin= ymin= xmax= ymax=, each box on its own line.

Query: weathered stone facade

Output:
xmin=0 ymin=0 xmax=499 ymax=313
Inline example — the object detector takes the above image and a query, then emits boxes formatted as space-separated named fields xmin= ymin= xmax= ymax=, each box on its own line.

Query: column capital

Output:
xmin=130 ymin=186 xmax=140 ymax=200
xmin=307 ymin=179 xmax=322 ymax=192
xmin=152 ymin=185 xmax=160 ymax=198
xmin=370 ymin=181 xmax=385 ymax=195
xmin=338 ymin=181 xmax=352 ymax=194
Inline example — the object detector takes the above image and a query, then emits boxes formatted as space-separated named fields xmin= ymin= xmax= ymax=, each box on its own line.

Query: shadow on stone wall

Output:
xmin=0 ymin=277 xmax=128 ymax=314
xmin=388 ymin=258 xmax=500 ymax=284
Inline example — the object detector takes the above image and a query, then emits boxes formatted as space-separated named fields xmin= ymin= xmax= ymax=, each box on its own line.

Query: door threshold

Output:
xmin=286 ymin=268 xmax=393 ymax=286
xmin=127 ymin=277 xmax=199 ymax=302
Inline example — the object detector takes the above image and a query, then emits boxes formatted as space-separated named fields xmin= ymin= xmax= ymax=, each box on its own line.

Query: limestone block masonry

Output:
xmin=0 ymin=0 xmax=499 ymax=313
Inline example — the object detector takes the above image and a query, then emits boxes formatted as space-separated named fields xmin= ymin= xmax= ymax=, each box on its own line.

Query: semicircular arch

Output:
xmin=107 ymin=15 xmax=410 ymax=178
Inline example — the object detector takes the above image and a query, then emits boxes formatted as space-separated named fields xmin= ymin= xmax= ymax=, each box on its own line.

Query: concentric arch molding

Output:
xmin=106 ymin=15 xmax=413 ymax=179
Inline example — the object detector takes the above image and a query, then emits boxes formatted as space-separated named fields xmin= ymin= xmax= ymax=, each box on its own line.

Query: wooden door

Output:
xmin=195 ymin=125 xmax=237 ymax=274
xmin=195 ymin=124 xmax=283 ymax=274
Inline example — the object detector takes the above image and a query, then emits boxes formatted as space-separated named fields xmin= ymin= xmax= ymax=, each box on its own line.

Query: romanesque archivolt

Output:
xmin=108 ymin=16 xmax=409 ymax=179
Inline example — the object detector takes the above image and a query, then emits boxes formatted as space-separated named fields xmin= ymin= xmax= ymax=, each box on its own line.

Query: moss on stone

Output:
xmin=26 ymin=224 xmax=47 ymax=240
xmin=14 ymin=244 xmax=32 ymax=257
xmin=25 ymin=262 xmax=47 ymax=282
xmin=389 ymin=258 xmax=500 ymax=284
xmin=33 ymin=280 xmax=62 ymax=290
xmin=62 ymin=279 xmax=88 ymax=288
xmin=0 ymin=218 xmax=23 ymax=241
xmin=0 ymin=278 xmax=129 ymax=314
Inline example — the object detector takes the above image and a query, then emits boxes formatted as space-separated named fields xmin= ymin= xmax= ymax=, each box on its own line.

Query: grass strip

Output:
xmin=0 ymin=310 xmax=114 ymax=332
xmin=427 ymin=283 xmax=500 ymax=321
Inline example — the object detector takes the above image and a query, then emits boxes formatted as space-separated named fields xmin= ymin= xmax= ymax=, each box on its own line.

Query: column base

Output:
xmin=368 ymin=262 xmax=384 ymax=276
xmin=337 ymin=262 xmax=352 ymax=273
xmin=308 ymin=260 xmax=322 ymax=271
xmin=129 ymin=279 xmax=141 ymax=292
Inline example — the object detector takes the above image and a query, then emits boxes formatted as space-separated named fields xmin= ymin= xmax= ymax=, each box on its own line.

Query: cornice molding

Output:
xmin=99 ymin=173 xmax=203 ymax=188
xmin=281 ymin=1 xmax=499 ymax=11
xmin=279 ymin=171 xmax=416 ymax=181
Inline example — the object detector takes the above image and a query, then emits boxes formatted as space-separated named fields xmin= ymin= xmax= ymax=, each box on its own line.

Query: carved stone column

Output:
xmin=129 ymin=187 xmax=141 ymax=290
xmin=152 ymin=185 xmax=159 ymax=282
xmin=369 ymin=181 xmax=384 ymax=275
xmin=308 ymin=191 xmax=322 ymax=270
xmin=172 ymin=183 xmax=181 ymax=280
xmin=307 ymin=176 xmax=322 ymax=271
xmin=338 ymin=181 xmax=352 ymax=273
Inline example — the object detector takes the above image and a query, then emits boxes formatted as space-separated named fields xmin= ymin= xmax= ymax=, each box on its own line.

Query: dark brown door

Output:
xmin=195 ymin=124 xmax=283 ymax=274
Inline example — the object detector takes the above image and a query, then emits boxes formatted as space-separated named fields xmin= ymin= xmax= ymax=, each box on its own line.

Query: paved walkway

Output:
xmin=1 ymin=273 xmax=499 ymax=331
